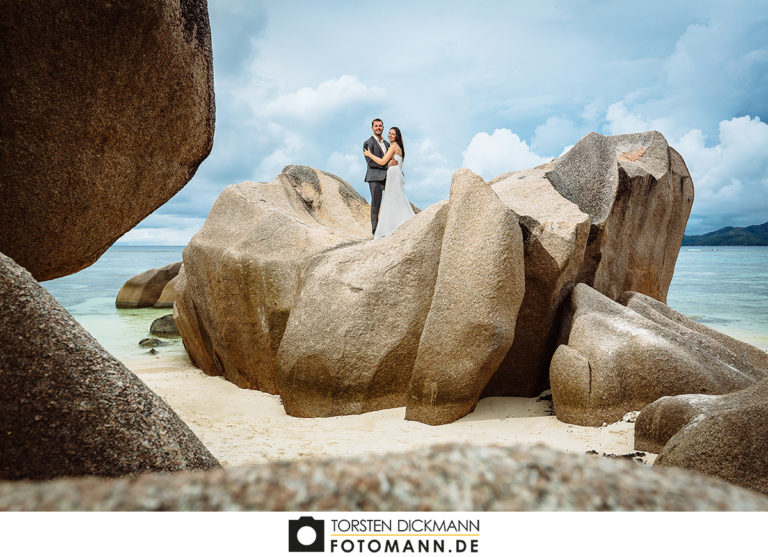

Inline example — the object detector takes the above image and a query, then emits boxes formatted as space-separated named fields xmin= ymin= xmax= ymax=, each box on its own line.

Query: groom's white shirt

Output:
xmin=374 ymin=136 xmax=386 ymax=157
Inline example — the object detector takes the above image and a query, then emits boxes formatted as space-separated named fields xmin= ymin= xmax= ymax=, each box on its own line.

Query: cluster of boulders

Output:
xmin=174 ymin=130 xmax=768 ymax=494
xmin=116 ymin=261 xmax=183 ymax=341
xmin=176 ymin=130 xmax=699 ymax=425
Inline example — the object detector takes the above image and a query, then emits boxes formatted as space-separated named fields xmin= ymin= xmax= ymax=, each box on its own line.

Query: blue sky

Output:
xmin=119 ymin=0 xmax=768 ymax=244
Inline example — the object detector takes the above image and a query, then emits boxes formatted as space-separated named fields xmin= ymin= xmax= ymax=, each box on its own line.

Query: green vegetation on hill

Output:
xmin=682 ymin=221 xmax=768 ymax=246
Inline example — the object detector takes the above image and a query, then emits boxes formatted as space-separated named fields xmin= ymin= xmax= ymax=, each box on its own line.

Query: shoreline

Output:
xmin=126 ymin=353 xmax=655 ymax=468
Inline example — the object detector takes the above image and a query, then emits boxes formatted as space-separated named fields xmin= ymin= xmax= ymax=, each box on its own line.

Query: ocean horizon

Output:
xmin=41 ymin=244 xmax=768 ymax=363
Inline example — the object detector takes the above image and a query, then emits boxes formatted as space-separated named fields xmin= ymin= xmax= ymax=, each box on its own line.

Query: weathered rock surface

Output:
xmin=0 ymin=1 xmax=215 ymax=281
xmin=550 ymin=284 xmax=767 ymax=426
xmin=622 ymin=290 xmax=768 ymax=372
xmin=150 ymin=314 xmax=180 ymax=338
xmin=545 ymin=131 xmax=693 ymax=302
xmin=277 ymin=202 xmax=449 ymax=417
xmin=0 ymin=252 xmax=219 ymax=480
xmin=116 ymin=262 xmax=182 ymax=308
xmin=636 ymin=380 xmax=768 ymax=494
xmin=154 ymin=275 xmax=179 ymax=308
xmin=483 ymin=162 xmax=590 ymax=397
xmin=1 ymin=444 xmax=765 ymax=511
xmin=174 ymin=166 xmax=371 ymax=393
xmin=406 ymin=171 xmax=524 ymax=424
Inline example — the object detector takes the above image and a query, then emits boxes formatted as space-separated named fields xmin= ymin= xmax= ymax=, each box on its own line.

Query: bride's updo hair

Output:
xmin=390 ymin=127 xmax=405 ymax=159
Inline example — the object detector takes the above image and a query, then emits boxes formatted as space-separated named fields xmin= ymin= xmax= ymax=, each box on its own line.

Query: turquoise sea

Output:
xmin=42 ymin=245 xmax=187 ymax=363
xmin=665 ymin=246 xmax=768 ymax=350
xmin=41 ymin=245 xmax=768 ymax=362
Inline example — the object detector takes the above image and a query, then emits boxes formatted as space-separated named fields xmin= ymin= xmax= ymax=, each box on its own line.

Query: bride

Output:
xmin=364 ymin=126 xmax=414 ymax=239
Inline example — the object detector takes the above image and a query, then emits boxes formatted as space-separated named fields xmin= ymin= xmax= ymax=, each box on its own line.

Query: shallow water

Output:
xmin=40 ymin=245 xmax=768 ymax=362
xmin=666 ymin=246 xmax=768 ymax=350
xmin=42 ymin=245 xmax=186 ymax=362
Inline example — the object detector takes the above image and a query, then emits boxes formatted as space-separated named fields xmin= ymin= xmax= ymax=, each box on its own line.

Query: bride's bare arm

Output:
xmin=364 ymin=144 xmax=396 ymax=166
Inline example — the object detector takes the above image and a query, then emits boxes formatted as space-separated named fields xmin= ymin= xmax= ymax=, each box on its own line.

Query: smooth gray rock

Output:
xmin=138 ymin=337 xmax=164 ymax=348
xmin=116 ymin=262 xmax=182 ymax=308
xmin=154 ymin=275 xmax=179 ymax=308
xmin=545 ymin=131 xmax=693 ymax=302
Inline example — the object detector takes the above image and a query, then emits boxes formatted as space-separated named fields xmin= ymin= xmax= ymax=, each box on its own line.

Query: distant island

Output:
xmin=682 ymin=221 xmax=768 ymax=246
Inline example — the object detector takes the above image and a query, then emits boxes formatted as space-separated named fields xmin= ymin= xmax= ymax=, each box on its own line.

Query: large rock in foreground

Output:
xmin=406 ymin=170 xmax=525 ymax=424
xmin=174 ymin=166 xmax=371 ymax=393
xmin=277 ymin=201 xmax=448 ymax=417
xmin=1 ymin=444 xmax=765 ymax=511
xmin=0 ymin=252 xmax=219 ymax=480
xmin=545 ymin=131 xmax=693 ymax=302
xmin=550 ymin=284 xmax=768 ymax=426
xmin=0 ymin=0 xmax=214 ymax=280
xmin=636 ymin=380 xmax=768 ymax=494
xmin=116 ymin=261 xmax=182 ymax=308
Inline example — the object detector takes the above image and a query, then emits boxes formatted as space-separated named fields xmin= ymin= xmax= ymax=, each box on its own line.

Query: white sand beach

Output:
xmin=127 ymin=352 xmax=653 ymax=468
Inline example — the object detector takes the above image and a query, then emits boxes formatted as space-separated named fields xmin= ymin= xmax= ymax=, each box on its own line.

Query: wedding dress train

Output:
xmin=374 ymin=154 xmax=414 ymax=239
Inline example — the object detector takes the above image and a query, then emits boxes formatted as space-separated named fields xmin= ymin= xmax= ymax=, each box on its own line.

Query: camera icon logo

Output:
xmin=288 ymin=516 xmax=325 ymax=552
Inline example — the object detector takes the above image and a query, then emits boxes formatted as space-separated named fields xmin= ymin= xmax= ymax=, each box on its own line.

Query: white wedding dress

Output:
xmin=374 ymin=154 xmax=414 ymax=239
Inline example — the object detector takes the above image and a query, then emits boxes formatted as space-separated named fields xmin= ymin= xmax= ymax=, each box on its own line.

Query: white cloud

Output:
xmin=405 ymin=138 xmax=453 ymax=203
xmin=326 ymin=151 xmax=366 ymax=187
xmin=532 ymin=116 xmax=581 ymax=157
xmin=675 ymin=116 xmax=768 ymax=232
xmin=253 ymin=127 xmax=315 ymax=181
xmin=414 ymin=138 xmax=449 ymax=166
xmin=231 ymin=74 xmax=392 ymax=184
xmin=264 ymin=75 xmax=385 ymax=123
xmin=116 ymin=216 xmax=206 ymax=246
xmin=655 ymin=15 xmax=768 ymax=129
xmin=257 ymin=147 xmax=296 ymax=181
xmin=604 ymin=102 xmax=652 ymax=135
xmin=604 ymin=9 xmax=768 ymax=140
xmin=603 ymin=101 xmax=679 ymax=138
xmin=461 ymin=129 xmax=550 ymax=181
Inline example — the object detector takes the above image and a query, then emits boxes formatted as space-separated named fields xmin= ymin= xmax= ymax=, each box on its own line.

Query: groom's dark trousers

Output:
xmin=368 ymin=181 xmax=385 ymax=234
xmin=363 ymin=135 xmax=390 ymax=234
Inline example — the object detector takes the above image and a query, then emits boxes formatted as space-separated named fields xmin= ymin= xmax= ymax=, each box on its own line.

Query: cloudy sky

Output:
xmin=120 ymin=0 xmax=768 ymax=244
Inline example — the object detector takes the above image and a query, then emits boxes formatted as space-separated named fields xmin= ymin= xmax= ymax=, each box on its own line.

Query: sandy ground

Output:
xmin=127 ymin=353 xmax=656 ymax=468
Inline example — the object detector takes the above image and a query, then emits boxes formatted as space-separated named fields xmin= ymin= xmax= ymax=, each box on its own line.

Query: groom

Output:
xmin=363 ymin=118 xmax=397 ymax=235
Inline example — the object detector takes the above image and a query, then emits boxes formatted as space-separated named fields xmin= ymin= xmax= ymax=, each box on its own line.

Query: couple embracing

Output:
xmin=363 ymin=118 xmax=415 ymax=239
